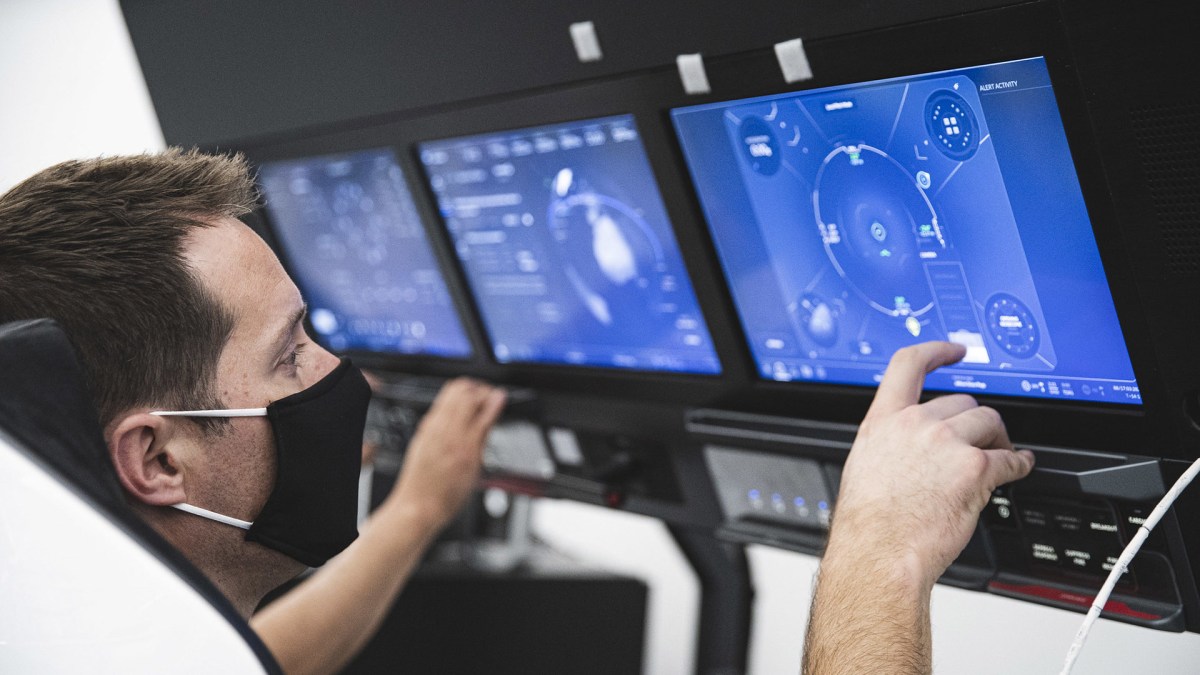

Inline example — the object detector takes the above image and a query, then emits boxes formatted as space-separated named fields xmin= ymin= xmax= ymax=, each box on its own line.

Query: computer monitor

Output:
xmin=258 ymin=148 xmax=473 ymax=358
xmin=672 ymin=57 xmax=1140 ymax=405
xmin=418 ymin=115 xmax=721 ymax=374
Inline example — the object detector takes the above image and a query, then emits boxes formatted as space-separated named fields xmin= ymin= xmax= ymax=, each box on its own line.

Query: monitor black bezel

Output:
xmin=232 ymin=1 xmax=1173 ymax=455
xmin=645 ymin=4 xmax=1161 ymax=449
xmin=413 ymin=113 xmax=728 ymax=380
xmin=243 ymin=143 xmax=487 ymax=371
xmin=668 ymin=56 xmax=1141 ymax=410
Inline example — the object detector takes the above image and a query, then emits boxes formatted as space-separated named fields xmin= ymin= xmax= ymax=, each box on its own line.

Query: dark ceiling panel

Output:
xmin=119 ymin=0 xmax=1021 ymax=146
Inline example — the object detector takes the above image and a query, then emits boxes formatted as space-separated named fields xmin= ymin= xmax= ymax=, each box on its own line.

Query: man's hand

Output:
xmin=387 ymin=378 xmax=507 ymax=529
xmin=803 ymin=342 xmax=1034 ymax=675
xmin=828 ymin=341 xmax=1035 ymax=587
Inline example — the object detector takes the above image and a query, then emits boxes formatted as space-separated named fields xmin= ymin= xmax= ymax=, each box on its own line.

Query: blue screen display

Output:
xmin=259 ymin=148 xmax=473 ymax=358
xmin=419 ymin=115 xmax=721 ymax=374
xmin=673 ymin=57 xmax=1140 ymax=404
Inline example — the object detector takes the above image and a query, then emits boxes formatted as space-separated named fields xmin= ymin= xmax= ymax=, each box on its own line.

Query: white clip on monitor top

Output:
xmin=258 ymin=148 xmax=473 ymax=359
xmin=672 ymin=57 xmax=1140 ymax=405
xmin=418 ymin=114 xmax=721 ymax=375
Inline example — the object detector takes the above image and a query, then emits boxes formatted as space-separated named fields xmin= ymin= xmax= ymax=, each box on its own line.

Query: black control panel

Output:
xmin=365 ymin=375 xmax=1198 ymax=633
xmin=983 ymin=453 xmax=1190 ymax=629
xmin=685 ymin=409 xmax=1197 ymax=631
xmin=366 ymin=374 xmax=697 ymax=517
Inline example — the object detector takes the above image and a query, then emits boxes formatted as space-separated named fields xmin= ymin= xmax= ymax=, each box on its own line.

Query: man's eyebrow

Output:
xmin=270 ymin=303 xmax=308 ymax=363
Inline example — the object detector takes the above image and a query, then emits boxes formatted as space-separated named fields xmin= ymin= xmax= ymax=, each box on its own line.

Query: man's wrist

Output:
xmin=372 ymin=491 xmax=447 ymax=550
xmin=808 ymin=532 xmax=935 ymax=675
xmin=822 ymin=527 xmax=937 ymax=596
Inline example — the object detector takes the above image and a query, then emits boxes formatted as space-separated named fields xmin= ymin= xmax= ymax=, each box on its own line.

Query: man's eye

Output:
xmin=283 ymin=343 xmax=307 ymax=368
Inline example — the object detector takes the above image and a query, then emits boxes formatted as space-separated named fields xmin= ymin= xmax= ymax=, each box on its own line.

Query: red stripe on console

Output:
xmin=988 ymin=581 xmax=1160 ymax=621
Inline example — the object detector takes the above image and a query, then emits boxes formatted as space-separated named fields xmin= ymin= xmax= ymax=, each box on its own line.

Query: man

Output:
xmin=0 ymin=149 xmax=505 ymax=674
xmin=0 ymin=149 xmax=1032 ymax=674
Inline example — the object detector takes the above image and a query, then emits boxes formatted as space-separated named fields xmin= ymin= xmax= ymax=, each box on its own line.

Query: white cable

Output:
xmin=1059 ymin=456 xmax=1200 ymax=675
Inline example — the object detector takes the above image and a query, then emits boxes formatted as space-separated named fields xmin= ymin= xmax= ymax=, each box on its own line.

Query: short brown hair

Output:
xmin=0 ymin=148 xmax=258 ymax=430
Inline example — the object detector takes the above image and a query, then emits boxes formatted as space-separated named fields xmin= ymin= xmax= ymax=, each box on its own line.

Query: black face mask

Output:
xmin=152 ymin=358 xmax=371 ymax=567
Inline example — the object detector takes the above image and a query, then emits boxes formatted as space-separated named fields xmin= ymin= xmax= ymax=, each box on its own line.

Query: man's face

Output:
xmin=180 ymin=217 xmax=340 ymax=550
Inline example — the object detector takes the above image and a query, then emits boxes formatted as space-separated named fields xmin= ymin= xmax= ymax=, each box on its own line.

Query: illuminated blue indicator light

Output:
xmin=772 ymin=493 xmax=783 ymax=502
xmin=818 ymin=501 xmax=829 ymax=511
xmin=748 ymin=489 xmax=761 ymax=500
xmin=794 ymin=497 xmax=806 ymax=507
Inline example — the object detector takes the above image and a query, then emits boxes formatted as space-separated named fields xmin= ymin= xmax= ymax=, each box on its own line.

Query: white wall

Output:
xmin=5 ymin=2 xmax=1200 ymax=673
xmin=0 ymin=0 xmax=163 ymax=193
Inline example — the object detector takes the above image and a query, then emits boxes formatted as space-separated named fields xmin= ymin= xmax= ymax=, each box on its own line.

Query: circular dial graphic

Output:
xmin=547 ymin=169 xmax=669 ymax=326
xmin=985 ymin=293 xmax=1040 ymax=357
xmin=924 ymin=90 xmax=980 ymax=160
xmin=813 ymin=144 xmax=945 ymax=318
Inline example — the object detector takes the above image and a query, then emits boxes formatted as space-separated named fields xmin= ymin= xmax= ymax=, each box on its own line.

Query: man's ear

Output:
xmin=108 ymin=413 xmax=187 ymax=506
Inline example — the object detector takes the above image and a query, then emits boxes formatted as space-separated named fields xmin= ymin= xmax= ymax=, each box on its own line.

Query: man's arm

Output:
xmin=802 ymin=342 xmax=1035 ymax=675
xmin=251 ymin=378 xmax=506 ymax=675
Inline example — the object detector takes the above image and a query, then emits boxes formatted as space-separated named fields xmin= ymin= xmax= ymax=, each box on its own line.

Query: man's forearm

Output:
xmin=250 ymin=497 xmax=443 ymax=675
xmin=802 ymin=543 xmax=934 ymax=675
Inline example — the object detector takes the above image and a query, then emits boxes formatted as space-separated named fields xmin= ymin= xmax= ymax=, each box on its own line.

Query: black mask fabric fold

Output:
xmin=245 ymin=358 xmax=371 ymax=567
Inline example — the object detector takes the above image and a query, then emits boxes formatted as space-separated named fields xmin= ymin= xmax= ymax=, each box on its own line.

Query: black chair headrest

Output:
xmin=0 ymin=318 xmax=124 ymax=507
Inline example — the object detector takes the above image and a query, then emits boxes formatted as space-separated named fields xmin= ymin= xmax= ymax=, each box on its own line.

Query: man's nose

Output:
xmin=310 ymin=343 xmax=341 ymax=385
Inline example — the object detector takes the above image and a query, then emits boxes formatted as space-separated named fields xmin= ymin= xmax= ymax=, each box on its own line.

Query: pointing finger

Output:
xmin=867 ymin=342 xmax=967 ymax=421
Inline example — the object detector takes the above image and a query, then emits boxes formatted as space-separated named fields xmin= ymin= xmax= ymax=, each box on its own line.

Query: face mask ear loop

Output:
xmin=148 ymin=408 xmax=264 ymax=531
xmin=151 ymin=408 xmax=268 ymax=417
xmin=172 ymin=503 xmax=253 ymax=530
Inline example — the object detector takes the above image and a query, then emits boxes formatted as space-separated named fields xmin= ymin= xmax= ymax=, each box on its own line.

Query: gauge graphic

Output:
xmin=924 ymin=90 xmax=980 ymax=160
xmin=738 ymin=115 xmax=781 ymax=176
xmin=985 ymin=293 xmax=1040 ymax=357
xmin=547 ymin=168 xmax=669 ymax=326
xmin=789 ymin=292 xmax=840 ymax=347
xmin=813 ymin=144 xmax=945 ymax=318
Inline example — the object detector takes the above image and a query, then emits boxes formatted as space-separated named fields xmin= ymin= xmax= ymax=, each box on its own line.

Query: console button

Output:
xmin=1051 ymin=508 xmax=1085 ymax=534
xmin=1120 ymin=504 xmax=1168 ymax=551
xmin=1060 ymin=543 xmax=1120 ymax=575
xmin=1061 ymin=546 xmax=1094 ymax=572
xmin=1019 ymin=503 xmax=1051 ymax=531
xmin=1124 ymin=506 xmax=1149 ymax=530
xmin=1029 ymin=538 xmax=1063 ymax=567
xmin=983 ymin=489 xmax=1017 ymax=529
xmin=1082 ymin=508 xmax=1119 ymax=535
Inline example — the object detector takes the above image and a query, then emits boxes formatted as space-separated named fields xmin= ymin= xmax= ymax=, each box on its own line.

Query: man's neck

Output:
xmin=203 ymin=561 xmax=282 ymax=618
xmin=137 ymin=505 xmax=299 ymax=618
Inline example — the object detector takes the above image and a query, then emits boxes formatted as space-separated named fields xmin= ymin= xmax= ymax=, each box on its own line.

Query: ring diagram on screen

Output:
xmin=726 ymin=74 xmax=1056 ymax=372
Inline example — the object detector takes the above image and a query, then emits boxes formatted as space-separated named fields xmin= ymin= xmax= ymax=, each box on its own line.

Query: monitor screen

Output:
xmin=419 ymin=115 xmax=721 ymax=374
xmin=672 ymin=57 xmax=1140 ymax=405
xmin=258 ymin=148 xmax=473 ymax=358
